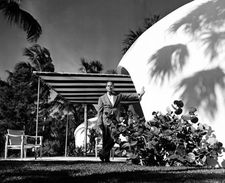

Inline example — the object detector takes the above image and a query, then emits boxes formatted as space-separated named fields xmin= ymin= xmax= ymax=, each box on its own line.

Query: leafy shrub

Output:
xmin=118 ymin=100 xmax=225 ymax=167
xmin=42 ymin=139 xmax=62 ymax=156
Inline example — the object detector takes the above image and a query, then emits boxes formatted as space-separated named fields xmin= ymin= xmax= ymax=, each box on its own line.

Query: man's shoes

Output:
xmin=105 ymin=158 xmax=110 ymax=162
xmin=99 ymin=154 xmax=111 ymax=162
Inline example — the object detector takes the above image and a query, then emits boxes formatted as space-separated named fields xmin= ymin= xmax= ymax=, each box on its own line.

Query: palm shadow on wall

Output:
xmin=201 ymin=31 xmax=225 ymax=60
xmin=170 ymin=0 xmax=225 ymax=61
xmin=148 ymin=44 xmax=189 ymax=85
xmin=175 ymin=67 xmax=225 ymax=119
xmin=148 ymin=0 xmax=225 ymax=120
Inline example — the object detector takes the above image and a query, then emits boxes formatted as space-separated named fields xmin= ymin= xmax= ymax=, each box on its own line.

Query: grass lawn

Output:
xmin=0 ymin=160 xmax=225 ymax=183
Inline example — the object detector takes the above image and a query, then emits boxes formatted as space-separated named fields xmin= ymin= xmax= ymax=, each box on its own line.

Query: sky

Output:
xmin=0 ymin=0 xmax=192 ymax=80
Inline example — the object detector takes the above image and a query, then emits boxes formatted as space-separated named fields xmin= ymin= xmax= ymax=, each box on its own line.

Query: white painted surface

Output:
xmin=74 ymin=117 xmax=98 ymax=147
xmin=119 ymin=0 xmax=225 ymax=148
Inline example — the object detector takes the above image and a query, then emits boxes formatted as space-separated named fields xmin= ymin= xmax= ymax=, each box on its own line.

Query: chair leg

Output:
xmin=95 ymin=145 xmax=97 ymax=158
xmin=5 ymin=138 xmax=8 ymax=159
xmin=24 ymin=149 xmax=27 ymax=158
xmin=4 ymin=147 xmax=7 ymax=159
xmin=39 ymin=147 xmax=42 ymax=158
xmin=95 ymin=138 xmax=98 ymax=158
xmin=21 ymin=148 xmax=23 ymax=159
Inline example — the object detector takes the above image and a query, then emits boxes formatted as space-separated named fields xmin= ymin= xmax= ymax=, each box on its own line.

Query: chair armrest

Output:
xmin=24 ymin=135 xmax=43 ymax=146
xmin=25 ymin=135 xmax=42 ymax=138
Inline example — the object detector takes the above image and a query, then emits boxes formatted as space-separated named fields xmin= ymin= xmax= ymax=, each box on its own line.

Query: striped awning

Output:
xmin=33 ymin=72 xmax=138 ymax=104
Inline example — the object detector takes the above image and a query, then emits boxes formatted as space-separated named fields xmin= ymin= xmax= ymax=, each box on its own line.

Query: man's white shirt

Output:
xmin=107 ymin=93 xmax=115 ymax=106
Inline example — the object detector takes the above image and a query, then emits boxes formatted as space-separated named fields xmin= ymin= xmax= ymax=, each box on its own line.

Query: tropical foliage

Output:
xmin=117 ymin=100 xmax=225 ymax=167
xmin=0 ymin=44 xmax=54 ymax=156
xmin=0 ymin=0 xmax=42 ymax=42
xmin=122 ymin=15 xmax=160 ymax=54
xmin=79 ymin=57 xmax=103 ymax=73
xmin=40 ymin=111 xmax=75 ymax=156
xmin=23 ymin=44 xmax=54 ymax=72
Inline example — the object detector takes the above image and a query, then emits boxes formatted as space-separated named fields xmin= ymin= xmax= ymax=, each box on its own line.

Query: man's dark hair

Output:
xmin=106 ymin=81 xmax=114 ymax=86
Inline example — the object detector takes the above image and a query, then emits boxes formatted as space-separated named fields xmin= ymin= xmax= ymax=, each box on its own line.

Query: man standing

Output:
xmin=97 ymin=81 xmax=145 ymax=162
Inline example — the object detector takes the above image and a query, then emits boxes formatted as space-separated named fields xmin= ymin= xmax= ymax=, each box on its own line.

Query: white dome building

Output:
xmin=74 ymin=116 xmax=98 ymax=147
xmin=119 ymin=0 xmax=225 ymax=164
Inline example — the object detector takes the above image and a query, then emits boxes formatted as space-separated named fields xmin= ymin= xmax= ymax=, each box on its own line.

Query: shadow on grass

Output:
xmin=0 ymin=161 xmax=225 ymax=183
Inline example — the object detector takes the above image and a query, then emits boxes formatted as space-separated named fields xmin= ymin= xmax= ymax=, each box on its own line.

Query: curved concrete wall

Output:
xmin=119 ymin=0 xmax=225 ymax=145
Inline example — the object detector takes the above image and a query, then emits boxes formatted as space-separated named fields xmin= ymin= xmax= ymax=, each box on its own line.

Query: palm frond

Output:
xmin=23 ymin=44 xmax=54 ymax=71
xmin=0 ymin=0 xmax=42 ymax=42
xmin=90 ymin=60 xmax=103 ymax=73
xmin=14 ymin=61 xmax=32 ymax=71
xmin=122 ymin=28 xmax=143 ymax=54
xmin=23 ymin=47 xmax=35 ymax=60
xmin=122 ymin=15 xmax=160 ymax=55
xmin=143 ymin=15 xmax=160 ymax=29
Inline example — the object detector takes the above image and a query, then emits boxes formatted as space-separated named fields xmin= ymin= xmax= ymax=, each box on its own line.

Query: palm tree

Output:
xmin=0 ymin=0 xmax=42 ymax=42
xmin=23 ymin=44 xmax=54 ymax=72
xmin=79 ymin=58 xmax=103 ymax=73
xmin=143 ymin=15 xmax=160 ymax=30
xmin=122 ymin=28 xmax=143 ymax=55
xmin=23 ymin=44 xmax=54 ymax=106
xmin=122 ymin=15 xmax=160 ymax=55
